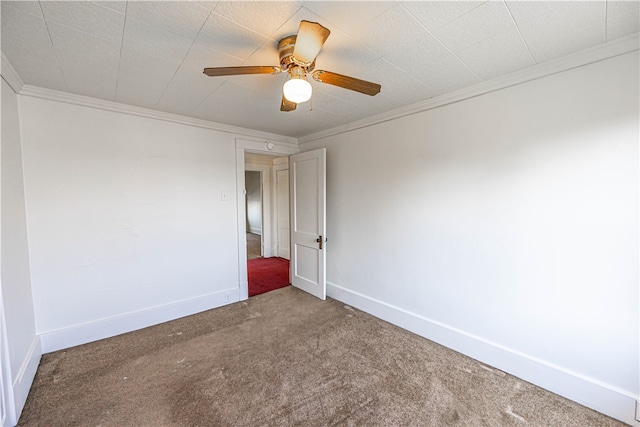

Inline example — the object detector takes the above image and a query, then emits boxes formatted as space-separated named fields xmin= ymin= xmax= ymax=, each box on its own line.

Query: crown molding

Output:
xmin=1 ymin=52 xmax=25 ymax=94
xmin=298 ymin=34 xmax=640 ymax=144
xmin=7 ymin=33 xmax=638 ymax=147
xmin=18 ymin=85 xmax=299 ymax=146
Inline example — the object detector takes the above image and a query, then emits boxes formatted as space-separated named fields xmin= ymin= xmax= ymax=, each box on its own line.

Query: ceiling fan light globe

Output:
xmin=283 ymin=78 xmax=312 ymax=103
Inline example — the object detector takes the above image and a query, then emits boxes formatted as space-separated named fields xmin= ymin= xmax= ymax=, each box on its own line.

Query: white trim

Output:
xmin=17 ymin=85 xmax=298 ymax=146
xmin=6 ymin=36 xmax=638 ymax=146
xmin=236 ymin=148 xmax=249 ymax=301
xmin=39 ymin=289 xmax=239 ymax=354
xmin=0 ymin=53 xmax=24 ymax=94
xmin=11 ymin=337 xmax=41 ymax=425
xmin=299 ymin=34 xmax=640 ymax=144
xmin=327 ymin=282 xmax=640 ymax=426
xmin=274 ymin=160 xmax=290 ymax=260
xmin=236 ymin=137 xmax=299 ymax=156
xmin=0 ymin=298 xmax=16 ymax=427
xmin=274 ymin=157 xmax=289 ymax=166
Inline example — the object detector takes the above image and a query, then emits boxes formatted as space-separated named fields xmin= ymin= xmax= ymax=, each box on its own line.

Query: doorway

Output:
xmin=235 ymin=139 xmax=298 ymax=301
xmin=244 ymin=170 xmax=262 ymax=260
xmin=244 ymin=153 xmax=290 ymax=297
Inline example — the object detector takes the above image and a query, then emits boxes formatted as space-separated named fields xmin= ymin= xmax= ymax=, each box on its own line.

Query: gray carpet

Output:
xmin=19 ymin=287 xmax=622 ymax=426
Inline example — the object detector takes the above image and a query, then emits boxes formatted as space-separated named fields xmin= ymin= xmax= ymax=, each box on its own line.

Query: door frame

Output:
xmin=0 ymin=289 xmax=16 ymax=426
xmin=235 ymin=138 xmax=298 ymax=300
xmin=274 ymin=159 xmax=290 ymax=260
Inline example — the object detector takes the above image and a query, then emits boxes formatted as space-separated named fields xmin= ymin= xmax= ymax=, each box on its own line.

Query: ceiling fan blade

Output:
xmin=203 ymin=66 xmax=281 ymax=77
xmin=292 ymin=21 xmax=330 ymax=66
xmin=280 ymin=94 xmax=297 ymax=112
xmin=311 ymin=70 xmax=381 ymax=96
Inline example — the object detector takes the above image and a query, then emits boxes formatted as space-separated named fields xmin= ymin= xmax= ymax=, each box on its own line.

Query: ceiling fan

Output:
xmin=203 ymin=21 xmax=381 ymax=112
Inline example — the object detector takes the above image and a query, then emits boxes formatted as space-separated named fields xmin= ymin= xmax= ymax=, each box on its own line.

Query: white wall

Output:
xmin=245 ymin=171 xmax=262 ymax=235
xmin=18 ymin=96 xmax=242 ymax=352
xmin=1 ymin=77 xmax=40 ymax=425
xmin=302 ymin=51 xmax=639 ymax=424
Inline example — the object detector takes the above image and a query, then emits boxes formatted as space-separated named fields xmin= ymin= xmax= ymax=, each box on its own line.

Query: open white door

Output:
xmin=290 ymin=148 xmax=326 ymax=300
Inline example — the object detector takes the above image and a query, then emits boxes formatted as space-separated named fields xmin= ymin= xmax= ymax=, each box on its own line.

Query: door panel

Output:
xmin=290 ymin=148 xmax=326 ymax=300
xmin=293 ymin=158 xmax=318 ymax=233
xmin=295 ymin=245 xmax=319 ymax=284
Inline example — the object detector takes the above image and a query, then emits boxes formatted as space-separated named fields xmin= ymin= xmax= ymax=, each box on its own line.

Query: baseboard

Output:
xmin=39 ymin=288 xmax=240 ymax=354
xmin=248 ymin=227 xmax=262 ymax=235
xmin=11 ymin=336 xmax=41 ymax=426
xmin=327 ymin=282 xmax=639 ymax=426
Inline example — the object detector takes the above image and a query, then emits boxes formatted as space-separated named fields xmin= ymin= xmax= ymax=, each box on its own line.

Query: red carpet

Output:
xmin=248 ymin=257 xmax=290 ymax=297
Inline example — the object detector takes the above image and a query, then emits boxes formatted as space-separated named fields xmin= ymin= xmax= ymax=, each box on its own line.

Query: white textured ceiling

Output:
xmin=2 ymin=1 xmax=639 ymax=138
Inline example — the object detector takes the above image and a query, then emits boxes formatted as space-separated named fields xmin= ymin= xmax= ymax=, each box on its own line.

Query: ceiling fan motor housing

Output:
xmin=278 ymin=35 xmax=315 ymax=72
